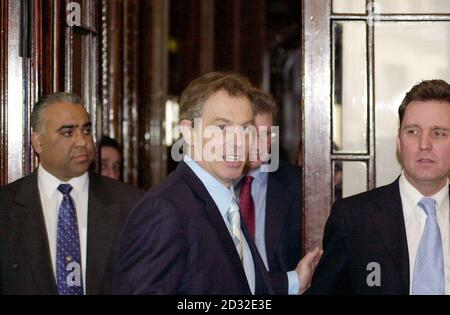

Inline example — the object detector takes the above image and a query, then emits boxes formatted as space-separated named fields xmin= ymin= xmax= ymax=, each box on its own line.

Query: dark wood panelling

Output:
xmin=6 ymin=0 xmax=25 ymax=182
xmin=214 ymin=0 xmax=239 ymax=73
xmin=238 ymin=1 xmax=266 ymax=86
xmin=0 ymin=0 xmax=7 ymax=185
xmin=138 ymin=0 xmax=168 ymax=189
xmin=104 ymin=0 xmax=122 ymax=138
xmin=121 ymin=0 xmax=140 ymax=187
xmin=214 ymin=0 xmax=266 ymax=87
xmin=169 ymin=0 xmax=218 ymax=95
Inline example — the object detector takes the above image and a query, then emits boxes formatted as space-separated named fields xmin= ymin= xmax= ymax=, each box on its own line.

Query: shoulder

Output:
xmin=330 ymin=180 xmax=399 ymax=218
xmin=337 ymin=181 xmax=397 ymax=205
xmin=94 ymin=173 xmax=143 ymax=193
xmin=270 ymin=160 xmax=301 ymax=189
xmin=89 ymin=172 xmax=144 ymax=205
xmin=123 ymin=175 xmax=190 ymax=231
xmin=0 ymin=173 xmax=36 ymax=199
xmin=138 ymin=168 xmax=195 ymax=209
xmin=278 ymin=160 xmax=301 ymax=172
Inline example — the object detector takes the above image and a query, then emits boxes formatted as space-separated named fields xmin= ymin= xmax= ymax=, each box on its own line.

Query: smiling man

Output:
xmin=114 ymin=72 xmax=321 ymax=295
xmin=0 ymin=93 xmax=143 ymax=295
xmin=307 ymin=79 xmax=450 ymax=295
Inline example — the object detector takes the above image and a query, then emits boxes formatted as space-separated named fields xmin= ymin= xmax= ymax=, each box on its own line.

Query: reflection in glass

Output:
xmin=376 ymin=0 xmax=450 ymax=14
xmin=334 ymin=161 xmax=367 ymax=201
xmin=332 ymin=21 xmax=368 ymax=153
xmin=375 ymin=22 xmax=450 ymax=187
xmin=332 ymin=0 xmax=366 ymax=14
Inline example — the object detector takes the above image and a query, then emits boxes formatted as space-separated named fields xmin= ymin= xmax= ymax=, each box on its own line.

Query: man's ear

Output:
xmin=31 ymin=131 xmax=43 ymax=155
xmin=179 ymin=120 xmax=193 ymax=146
xmin=396 ymin=130 xmax=401 ymax=154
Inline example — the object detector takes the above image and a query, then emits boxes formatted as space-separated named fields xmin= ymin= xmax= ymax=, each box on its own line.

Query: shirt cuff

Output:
xmin=287 ymin=270 xmax=300 ymax=295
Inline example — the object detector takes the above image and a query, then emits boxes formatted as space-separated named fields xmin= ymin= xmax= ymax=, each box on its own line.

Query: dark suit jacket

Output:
xmin=306 ymin=179 xmax=413 ymax=295
xmin=266 ymin=162 xmax=302 ymax=268
xmin=0 ymin=171 xmax=144 ymax=295
xmin=250 ymin=161 xmax=301 ymax=294
xmin=113 ymin=161 xmax=273 ymax=295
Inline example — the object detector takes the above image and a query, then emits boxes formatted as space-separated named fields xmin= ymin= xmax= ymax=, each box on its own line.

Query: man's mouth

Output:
xmin=223 ymin=155 xmax=243 ymax=162
xmin=417 ymin=158 xmax=435 ymax=164
xmin=72 ymin=154 xmax=89 ymax=162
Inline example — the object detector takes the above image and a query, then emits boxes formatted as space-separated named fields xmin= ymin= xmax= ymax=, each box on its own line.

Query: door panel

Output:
xmin=303 ymin=0 xmax=450 ymax=251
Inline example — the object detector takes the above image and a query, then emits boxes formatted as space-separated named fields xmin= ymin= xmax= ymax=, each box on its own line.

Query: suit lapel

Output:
xmin=241 ymin=219 xmax=273 ymax=295
xmin=370 ymin=179 xmax=410 ymax=293
xmin=85 ymin=173 xmax=119 ymax=295
xmin=11 ymin=172 xmax=57 ymax=294
xmin=265 ymin=172 xmax=293 ymax=270
xmin=178 ymin=162 xmax=251 ymax=293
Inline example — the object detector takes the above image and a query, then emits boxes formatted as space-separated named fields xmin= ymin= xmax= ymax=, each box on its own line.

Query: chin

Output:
xmin=248 ymin=161 xmax=262 ymax=170
xmin=219 ymin=169 xmax=243 ymax=184
xmin=71 ymin=166 xmax=90 ymax=177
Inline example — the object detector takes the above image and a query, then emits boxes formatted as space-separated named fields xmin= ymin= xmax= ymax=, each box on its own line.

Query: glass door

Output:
xmin=303 ymin=0 xmax=450 ymax=251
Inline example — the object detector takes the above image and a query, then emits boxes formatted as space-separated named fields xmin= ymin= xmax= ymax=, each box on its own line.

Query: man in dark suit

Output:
xmin=307 ymin=79 xmax=450 ymax=295
xmin=235 ymin=88 xmax=302 ymax=294
xmin=0 ymin=93 xmax=143 ymax=295
xmin=114 ymin=72 xmax=321 ymax=295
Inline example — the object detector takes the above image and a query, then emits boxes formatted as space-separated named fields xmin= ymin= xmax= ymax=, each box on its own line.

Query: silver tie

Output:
xmin=227 ymin=197 xmax=243 ymax=262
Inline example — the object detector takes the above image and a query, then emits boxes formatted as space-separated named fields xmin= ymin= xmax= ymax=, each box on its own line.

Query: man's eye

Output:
xmin=218 ymin=125 xmax=226 ymax=130
xmin=434 ymin=130 xmax=448 ymax=137
xmin=83 ymin=128 xmax=92 ymax=134
xmin=406 ymin=129 xmax=418 ymax=135
xmin=62 ymin=131 xmax=72 ymax=137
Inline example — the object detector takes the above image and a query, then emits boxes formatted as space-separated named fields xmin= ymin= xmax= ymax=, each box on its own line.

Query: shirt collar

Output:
xmin=183 ymin=154 xmax=235 ymax=218
xmin=38 ymin=165 xmax=89 ymax=199
xmin=234 ymin=164 xmax=269 ymax=189
xmin=399 ymin=170 xmax=449 ymax=216
xmin=249 ymin=166 xmax=269 ymax=183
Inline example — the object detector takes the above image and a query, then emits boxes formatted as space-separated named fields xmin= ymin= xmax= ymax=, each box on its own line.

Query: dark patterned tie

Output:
xmin=239 ymin=175 xmax=255 ymax=240
xmin=56 ymin=184 xmax=84 ymax=295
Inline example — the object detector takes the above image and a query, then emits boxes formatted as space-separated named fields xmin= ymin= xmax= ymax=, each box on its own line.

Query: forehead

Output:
xmin=44 ymin=102 xmax=90 ymax=126
xmin=402 ymin=100 xmax=450 ymax=126
xmin=201 ymin=90 xmax=253 ymax=122
xmin=101 ymin=146 xmax=121 ymax=160
xmin=255 ymin=112 xmax=273 ymax=127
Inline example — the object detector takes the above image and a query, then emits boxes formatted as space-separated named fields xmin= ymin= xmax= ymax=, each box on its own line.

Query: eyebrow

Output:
xmin=402 ymin=124 xmax=449 ymax=131
xmin=432 ymin=126 xmax=450 ymax=131
xmin=57 ymin=122 xmax=92 ymax=132
xmin=213 ymin=118 xmax=254 ymax=125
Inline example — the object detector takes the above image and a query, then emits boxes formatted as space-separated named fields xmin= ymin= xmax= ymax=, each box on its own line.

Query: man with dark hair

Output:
xmin=307 ymin=79 xmax=450 ymax=295
xmin=114 ymin=72 xmax=321 ymax=295
xmin=235 ymin=88 xmax=304 ymax=294
xmin=99 ymin=136 xmax=122 ymax=181
xmin=0 ymin=92 xmax=143 ymax=295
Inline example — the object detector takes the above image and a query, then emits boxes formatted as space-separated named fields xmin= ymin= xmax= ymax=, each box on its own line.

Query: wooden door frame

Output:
xmin=302 ymin=0 xmax=332 ymax=252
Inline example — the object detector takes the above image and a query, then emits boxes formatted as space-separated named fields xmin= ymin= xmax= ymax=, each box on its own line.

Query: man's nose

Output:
xmin=75 ymin=130 xmax=88 ymax=147
xmin=419 ymin=133 xmax=432 ymax=151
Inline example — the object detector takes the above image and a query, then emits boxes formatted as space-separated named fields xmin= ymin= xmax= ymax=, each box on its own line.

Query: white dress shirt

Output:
xmin=37 ymin=165 xmax=89 ymax=293
xmin=399 ymin=171 xmax=450 ymax=295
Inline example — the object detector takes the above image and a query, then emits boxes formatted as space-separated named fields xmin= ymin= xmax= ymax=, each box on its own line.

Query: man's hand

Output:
xmin=295 ymin=247 xmax=323 ymax=294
